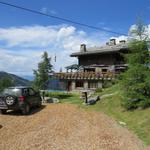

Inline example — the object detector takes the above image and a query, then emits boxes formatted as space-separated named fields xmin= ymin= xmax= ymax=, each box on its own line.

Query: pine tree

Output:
xmin=33 ymin=51 xmax=53 ymax=90
xmin=120 ymin=21 xmax=150 ymax=109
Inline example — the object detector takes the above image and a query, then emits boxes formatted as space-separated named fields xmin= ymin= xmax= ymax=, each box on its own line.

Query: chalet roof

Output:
xmin=71 ymin=43 xmax=128 ymax=57
xmin=54 ymin=72 xmax=115 ymax=80
xmin=65 ymin=64 xmax=79 ymax=70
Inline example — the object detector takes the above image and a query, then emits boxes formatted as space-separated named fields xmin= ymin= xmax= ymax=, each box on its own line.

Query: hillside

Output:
xmin=91 ymin=85 xmax=150 ymax=145
xmin=0 ymin=71 xmax=31 ymax=86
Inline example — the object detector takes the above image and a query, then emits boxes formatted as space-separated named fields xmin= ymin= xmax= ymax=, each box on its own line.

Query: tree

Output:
xmin=32 ymin=51 xmax=53 ymax=90
xmin=0 ymin=77 xmax=14 ymax=92
xmin=120 ymin=21 xmax=150 ymax=109
xmin=129 ymin=17 xmax=148 ymax=41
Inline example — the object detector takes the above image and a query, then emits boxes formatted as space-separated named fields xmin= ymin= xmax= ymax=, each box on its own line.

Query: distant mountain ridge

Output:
xmin=22 ymin=75 xmax=34 ymax=81
xmin=0 ymin=71 xmax=31 ymax=86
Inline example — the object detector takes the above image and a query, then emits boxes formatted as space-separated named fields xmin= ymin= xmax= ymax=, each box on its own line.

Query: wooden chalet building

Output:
xmin=55 ymin=39 xmax=129 ymax=91
xmin=71 ymin=39 xmax=128 ymax=73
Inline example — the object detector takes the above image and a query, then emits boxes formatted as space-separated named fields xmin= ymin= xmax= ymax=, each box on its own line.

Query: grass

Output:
xmin=91 ymin=85 xmax=150 ymax=145
xmin=46 ymin=85 xmax=150 ymax=145
xmin=45 ymin=92 xmax=73 ymax=99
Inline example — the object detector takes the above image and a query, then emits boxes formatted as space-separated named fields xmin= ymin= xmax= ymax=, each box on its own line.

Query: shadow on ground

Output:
xmin=0 ymin=124 xmax=3 ymax=129
xmin=1 ymin=105 xmax=46 ymax=116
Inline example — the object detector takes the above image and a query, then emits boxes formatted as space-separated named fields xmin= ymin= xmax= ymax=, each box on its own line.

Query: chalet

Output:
xmin=54 ymin=39 xmax=129 ymax=91
xmin=70 ymin=39 xmax=128 ymax=73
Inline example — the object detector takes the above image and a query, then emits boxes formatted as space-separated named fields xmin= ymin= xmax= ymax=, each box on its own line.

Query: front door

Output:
xmin=67 ymin=81 xmax=72 ymax=91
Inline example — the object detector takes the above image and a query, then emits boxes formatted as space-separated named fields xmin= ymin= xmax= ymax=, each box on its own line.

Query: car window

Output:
xmin=22 ymin=89 xmax=29 ymax=96
xmin=29 ymin=88 xmax=35 ymax=96
xmin=3 ymin=88 xmax=22 ymax=96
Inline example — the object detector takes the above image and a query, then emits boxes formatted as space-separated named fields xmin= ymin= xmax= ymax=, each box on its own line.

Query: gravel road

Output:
xmin=0 ymin=104 xmax=148 ymax=150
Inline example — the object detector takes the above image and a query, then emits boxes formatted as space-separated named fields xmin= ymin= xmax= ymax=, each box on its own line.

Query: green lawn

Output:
xmin=46 ymin=85 xmax=150 ymax=145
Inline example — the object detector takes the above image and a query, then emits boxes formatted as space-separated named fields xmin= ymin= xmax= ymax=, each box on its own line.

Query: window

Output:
xmin=3 ymin=88 xmax=22 ymax=96
xmin=88 ymin=81 xmax=98 ymax=89
xmin=22 ymin=89 xmax=29 ymax=96
xmin=76 ymin=81 xmax=83 ymax=88
xmin=102 ymin=69 xmax=107 ymax=73
xmin=84 ymin=68 xmax=95 ymax=72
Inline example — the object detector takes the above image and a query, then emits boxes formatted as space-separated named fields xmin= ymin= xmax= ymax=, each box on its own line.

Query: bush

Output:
xmin=95 ymin=88 xmax=103 ymax=93
xmin=121 ymin=98 xmax=140 ymax=110
xmin=102 ymin=81 xmax=113 ymax=88
xmin=45 ymin=92 xmax=73 ymax=99
xmin=138 ymin=98 xmax=150 ymax=109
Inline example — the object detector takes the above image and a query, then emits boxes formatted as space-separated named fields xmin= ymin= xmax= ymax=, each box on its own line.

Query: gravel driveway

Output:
xmin=0 ymin=104 xmax=148 ymax=150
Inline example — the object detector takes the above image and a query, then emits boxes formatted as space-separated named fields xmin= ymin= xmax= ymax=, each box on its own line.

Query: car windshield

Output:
xmin=3 ymin=88 xmax=22 ymax=96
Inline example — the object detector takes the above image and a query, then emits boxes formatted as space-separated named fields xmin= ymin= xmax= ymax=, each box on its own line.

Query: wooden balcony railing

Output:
xmin=54 ymin=72 xmax=115 ymax=80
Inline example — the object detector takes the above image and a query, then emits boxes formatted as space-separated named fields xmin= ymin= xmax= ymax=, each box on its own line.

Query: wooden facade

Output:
xmin=71 ymin=39 xmax=128 ymax=73
xmin=78 ymin=53 xmax=124 ymax=66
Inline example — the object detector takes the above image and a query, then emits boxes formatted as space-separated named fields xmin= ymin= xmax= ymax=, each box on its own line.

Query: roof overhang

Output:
xmin=70 ymin=47 xmax=128 ymax=57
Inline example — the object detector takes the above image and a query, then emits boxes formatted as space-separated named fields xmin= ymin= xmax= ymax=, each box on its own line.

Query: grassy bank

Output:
xmin=46 ymin=85 xmax=150 ymax=145
xmin=90 ymin=85 xmax=150 ymax=145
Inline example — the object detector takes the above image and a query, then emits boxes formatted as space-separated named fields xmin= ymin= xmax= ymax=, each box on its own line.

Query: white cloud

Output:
xmin=50 ymin=10 xmax=57 ymax=15
xmin=0 ymin=26 xmax=58 ymax=47
xmin=111 ymin=24 xmax=150 ymax=43
xmin=40 ymin=7 xmax=48 ymax=14
xmin=40 ymin=7 xmax=57 ymax=15
xmin=127 ymin=24 xmax=150 ymax=40
xmin=145 ymin=24 xmax=150 ymax=39
xmin=0 ymin=25 xmax=110 ymax=76
xmin=0 ymin=48 xmax=43 ymax=76
xmin=0 ymin=25 xmax=89 ymax=48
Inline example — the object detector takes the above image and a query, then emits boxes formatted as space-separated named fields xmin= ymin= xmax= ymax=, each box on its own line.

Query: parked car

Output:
xmin=0 ymin=86 xmax=42 ymax=115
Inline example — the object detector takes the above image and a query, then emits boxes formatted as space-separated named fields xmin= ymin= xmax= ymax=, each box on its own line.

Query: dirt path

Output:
xmin=0 ymin=104 xmax=148 ymax=150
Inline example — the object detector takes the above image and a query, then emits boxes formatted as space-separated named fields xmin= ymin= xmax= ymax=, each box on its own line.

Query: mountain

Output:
xmin=0 ymin=71 xmax=31 ymax=86
xmin=22 ymin=75 xmax=34 ymax=81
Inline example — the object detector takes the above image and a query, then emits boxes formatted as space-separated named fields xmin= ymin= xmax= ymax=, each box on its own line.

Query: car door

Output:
xmin=28 ymin=88 xmax=39 ymax=106
xmin=22 ymin=88 xmax=33 ymax=106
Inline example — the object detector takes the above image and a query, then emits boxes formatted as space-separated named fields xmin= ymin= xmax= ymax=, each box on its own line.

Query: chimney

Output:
xmin=110 ymin=39 xmax=116 ymax=45
xmin=80 ymin=44 xmax=86 ymax=52
xmin=119 ymin=40 xmax=126 ymax=44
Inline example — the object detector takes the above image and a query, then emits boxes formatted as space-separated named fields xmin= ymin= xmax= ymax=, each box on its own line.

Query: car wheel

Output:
xmin=22 ymin=104 xmax=30 ymax=115
xmin=0 ymin=110 xmax=7 ymax=114
xmin=5 ymin=95 xmax=16 ymax=106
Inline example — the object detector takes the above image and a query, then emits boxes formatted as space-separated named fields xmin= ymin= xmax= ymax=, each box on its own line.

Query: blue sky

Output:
xmin=0 ymin=0 xmax=150 ymax=31
xmin=0 ymin=0 xmax=150 ymax=77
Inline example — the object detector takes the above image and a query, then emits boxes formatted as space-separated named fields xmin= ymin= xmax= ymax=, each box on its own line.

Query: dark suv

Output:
xmin=0 ymin=86 xmax=42 ymax=115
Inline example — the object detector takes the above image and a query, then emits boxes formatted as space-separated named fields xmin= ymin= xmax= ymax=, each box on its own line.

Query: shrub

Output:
xmin=45 ymin=92 xmax=73 ymax=99
xmin=102 ymin=81 xmax=113 ymax=88
xmin=95 ymin=88 xmax=103 ymax=93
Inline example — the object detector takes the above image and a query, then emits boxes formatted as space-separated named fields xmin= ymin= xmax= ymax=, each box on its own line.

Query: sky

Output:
xmin=0 ymin=0 xmax=150 ymax=78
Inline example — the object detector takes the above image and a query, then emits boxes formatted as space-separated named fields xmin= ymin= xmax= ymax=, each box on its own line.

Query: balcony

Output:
xmin=54 ymin=72 xmax=115 ymax=80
